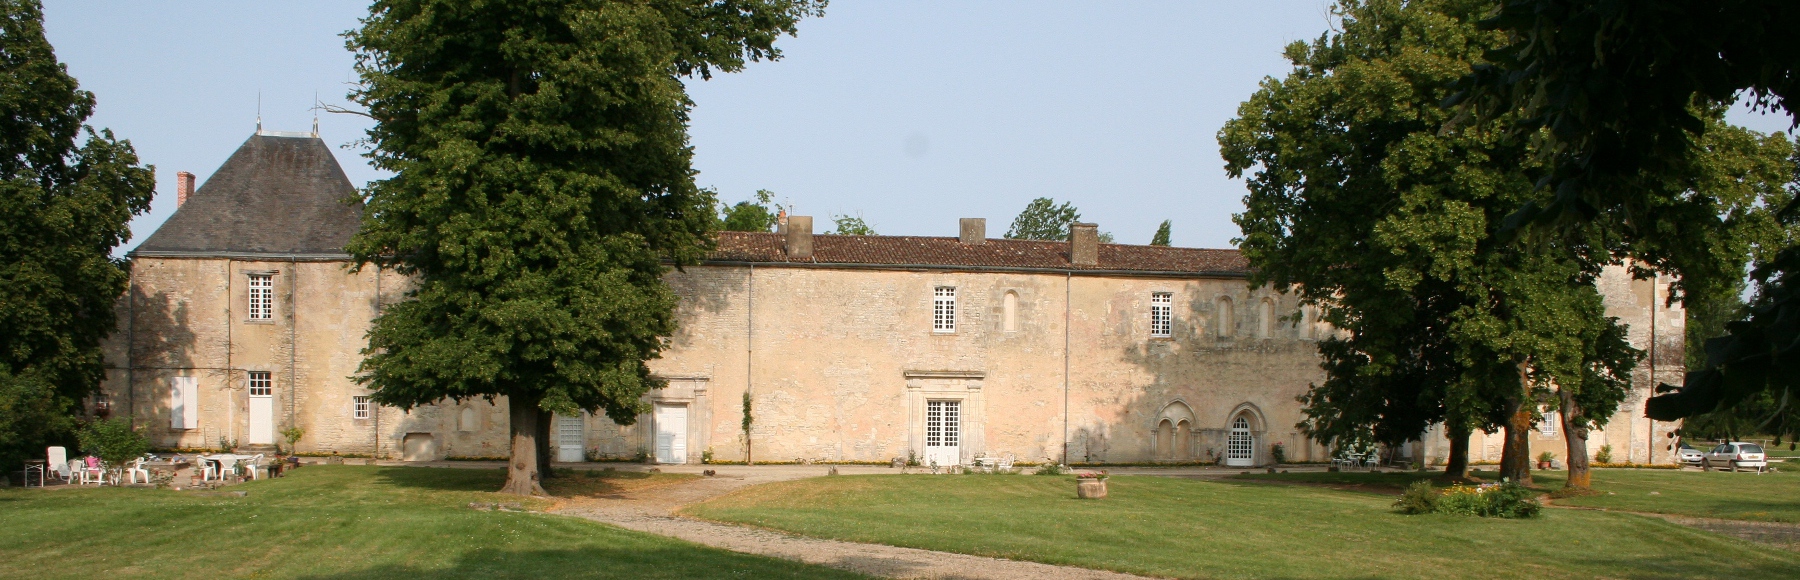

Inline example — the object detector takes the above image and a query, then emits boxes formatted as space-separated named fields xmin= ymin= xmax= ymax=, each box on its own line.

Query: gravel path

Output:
xmin=551 ymin=468 xmax=1158 ymax=580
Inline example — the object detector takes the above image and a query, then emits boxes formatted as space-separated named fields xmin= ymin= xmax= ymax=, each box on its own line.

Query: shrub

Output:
xmin=77 ymin=418 xmax=150 ymax=466
xmin=1595 ymin=444 xmax=1613 ymax=464
xmin=1394 ymin=481 xmax=1437 ymax=514
xmin=1482 ymin=482 xmax=1542 ymax=518
xmin=1397 ymin=481 xmax=1541 ymax=519
xmin=1270 ymin=442 xmax=1287 ymax=464
xmin=1035 ymin=463 xmax=1066 ymax=476
xmin=1536 ymin=451 xmax=1556 ymax=464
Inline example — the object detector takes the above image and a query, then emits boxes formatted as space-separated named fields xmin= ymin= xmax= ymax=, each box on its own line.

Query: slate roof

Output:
xmin=709 ymin=232 xmax=1248 ymax=276
xmin=133 ymin=134 xmax=362 ymax=258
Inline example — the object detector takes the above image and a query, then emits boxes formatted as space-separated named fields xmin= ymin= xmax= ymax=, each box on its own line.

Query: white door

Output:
xmin=556 ymin=414 xmax=585 ymax=462
xmin=247 ymin=388 xmax=273 ymax=445
xmin=1226 ymin=416 xmax=1253 ymax=466
xmin=924 ymin=400 xmax=961 ymax=467
xmin=654 ymin=404 xmax=688 ymax=464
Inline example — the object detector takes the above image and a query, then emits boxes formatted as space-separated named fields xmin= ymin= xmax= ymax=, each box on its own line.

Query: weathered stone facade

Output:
xmin=97 ymin=132 xmax=1682 ymax=467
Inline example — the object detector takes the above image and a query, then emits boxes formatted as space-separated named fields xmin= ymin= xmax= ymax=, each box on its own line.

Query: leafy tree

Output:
xmin=0 ymin=0 xmax=154 ymax=473
xmin=1150 ymin=220 xmax=1171 ymax=246
xmin=1005 ymin=198 xmax=1079 ymax=241
xmin=1005 ymin=197 xmax=1112 ymax=242
xmin=1221 ymin=0 xmax=1643 ymax=486
xmin=830 ymin=213 xmax=875 ymax=235
xmin=345 ymin=0 xmax=821 ymax=495
xmin=720 ymin=189 xmax=782 ymax=232
xmin=1457 ymin=0 xmax=1800 ymax=439
xmin=76 ymin=418 xmax=148 ymax=467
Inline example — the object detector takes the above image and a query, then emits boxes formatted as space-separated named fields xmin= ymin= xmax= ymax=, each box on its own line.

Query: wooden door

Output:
xmin=654 ymin=404 xmax=687 ymax=464
xmin=924 ymin=400 xmax=961 ymax=467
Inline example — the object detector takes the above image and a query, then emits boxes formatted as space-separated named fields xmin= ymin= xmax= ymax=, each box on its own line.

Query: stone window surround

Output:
xmin=243 ymin=269 xmax=279 ymax=324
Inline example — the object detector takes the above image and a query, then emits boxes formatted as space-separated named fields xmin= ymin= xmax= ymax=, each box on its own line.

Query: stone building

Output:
xmin=98 ymin=132 xmax=1683 ymax=466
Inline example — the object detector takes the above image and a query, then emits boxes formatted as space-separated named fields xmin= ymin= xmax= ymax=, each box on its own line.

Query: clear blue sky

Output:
xmin=42 ymin=1 xmax=1794 ymax=253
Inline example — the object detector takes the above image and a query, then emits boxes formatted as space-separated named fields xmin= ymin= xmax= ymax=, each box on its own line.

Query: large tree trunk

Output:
xmin=502 ymin=394 xmax=547 ymax=496
xmin=1443 ymin=427 xmax=1471 ymax=480
xmin=537 ymin=409 xmax=555 ymax=479
xmin=1560 ymin=388 xmax=1592 ymax=490
xmin=1499 ymin=396 xmax=1534 ymax=485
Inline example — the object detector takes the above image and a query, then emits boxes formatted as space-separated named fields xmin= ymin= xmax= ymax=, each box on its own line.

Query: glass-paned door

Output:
xmin=1226 ymin=416 xmax=1253 ymax=466
xmin=924 ymin=400 xmax=961 ymax=467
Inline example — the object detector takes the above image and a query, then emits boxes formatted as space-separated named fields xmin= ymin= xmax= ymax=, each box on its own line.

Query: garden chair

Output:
xmin=126 ymin=458 xmax=150 ymax=484
xmin=47 ymin=446 xmax=71 ymax=483
xmin=243 ymin=454 xmax=266 ymax=480
xmin=196 ymin=455 xmax=219 ymax=482
xmin=79 ymin=456 xmax=105 ymax=485
xmin=997 ymin=453 xmax=1015 ymax=472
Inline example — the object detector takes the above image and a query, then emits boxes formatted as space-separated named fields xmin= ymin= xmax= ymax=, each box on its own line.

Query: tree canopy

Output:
xmin=0 ymin=0 xmax=154 ymax=471
xmin=830 ymin=213 xmax=875 ymax=235
xmin=1150 ymin=220 xmax=1171 ymax=246
xmin=720 ymin=189 xmax=781 ymax=232
xmin=1005 ymin=197 xmax=1111 ymax=242
xmin=1221 ymin=0 xmax=1642 ymax=484
xmin=345 ymin=0 xmax=822 ymax=495
xmin=1458 ymin=0 xmax=1800 ymax=438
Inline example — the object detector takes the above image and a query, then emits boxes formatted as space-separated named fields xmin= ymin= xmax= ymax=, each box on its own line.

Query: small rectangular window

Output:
xmin=1150 ymin=292 xmax=1173 ymax=337
xmin=248 ymin=274 xmax=274 ymax=320
xmin=1540 ymin=410 xmax=1559 ymax=436
xmin=353 ymin=396 xmax=371 ymax=420
xmin=933 ymin=287 xmax=957 ymax=333
xmin=248 ymin=371 xmax=272 ymax=397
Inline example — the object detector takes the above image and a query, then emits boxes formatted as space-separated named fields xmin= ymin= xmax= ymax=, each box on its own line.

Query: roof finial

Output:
xmin=311 ymin=91 xmax=320 ymax=137
xmin=256 ymin=91 xmax=263 ymax=133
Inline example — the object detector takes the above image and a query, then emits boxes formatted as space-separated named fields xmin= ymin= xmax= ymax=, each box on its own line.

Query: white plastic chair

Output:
xmin=47 ymin=447 xmax=71 ymax=483
xmin=243 ymin=454 xmax=266 ymax=480
xmin=79 ymin=457 xmax=106 ymax=485
xmin=126 ymin=458 xmax=150 ymax=484
xmin=997 ymin=453 xmax=1016 ymax=471
xmin=196 ymin=455 xmax=219 ymax=481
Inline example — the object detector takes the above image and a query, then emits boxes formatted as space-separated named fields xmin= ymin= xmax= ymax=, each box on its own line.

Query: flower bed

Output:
xmin=1395 ymin=480 xmax=1540 ymax=518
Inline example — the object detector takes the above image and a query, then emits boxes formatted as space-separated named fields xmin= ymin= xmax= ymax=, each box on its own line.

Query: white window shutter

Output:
xmin=170 ymin=377 xmax=199 ymax=429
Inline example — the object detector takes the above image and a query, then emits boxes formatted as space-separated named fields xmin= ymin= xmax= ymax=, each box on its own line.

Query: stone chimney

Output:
xmin=176 ymin=171 xmax=196 ymax=207
xmin=785 ymin=215 xmax=813 ymax=259
xmin=959 ymin=218 xmax=986 ymax=245
xmin=1069 ymin=222 xmax=1098 ymax=266
xmin=775 ymin=209 xmax=788 ymax=234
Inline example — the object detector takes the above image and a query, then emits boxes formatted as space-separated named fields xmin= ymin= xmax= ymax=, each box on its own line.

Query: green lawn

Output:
xmin=1237 ymin=468 xmax=1800 ymax=523
xmin=685 ymin=474 xmax=1800 ymax=580
xmin=0 ymin=465 xmax=867 ymax=580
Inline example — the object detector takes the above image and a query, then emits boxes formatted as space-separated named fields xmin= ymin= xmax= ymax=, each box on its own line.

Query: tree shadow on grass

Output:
xmin=369 ymin=465 xmax=507 ymax=492
xmin=289 ymin=546 xmax=868 ymax=580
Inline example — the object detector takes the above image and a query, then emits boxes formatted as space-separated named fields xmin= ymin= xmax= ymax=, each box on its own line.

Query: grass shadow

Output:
xmin=288 ymin=546 xmax=869 ymax=580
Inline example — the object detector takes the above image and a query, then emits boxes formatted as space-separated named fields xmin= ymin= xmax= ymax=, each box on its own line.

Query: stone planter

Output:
xmin=1076 ymin=477 xmax=1108 ymax=499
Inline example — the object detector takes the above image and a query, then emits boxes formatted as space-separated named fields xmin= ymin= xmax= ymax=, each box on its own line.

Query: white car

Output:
xmin=1703 ymin=442 xmax=1767 ymax=472
xmin=1675 ymin=443 xmax=1704 ymax=465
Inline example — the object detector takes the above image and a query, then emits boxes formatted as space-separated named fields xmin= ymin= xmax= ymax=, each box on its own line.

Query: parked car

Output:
xmin=1675 ymin=443 xmax=1704 ymax=465
xmin=1702 ymin=442 xmax=1767 ymax=472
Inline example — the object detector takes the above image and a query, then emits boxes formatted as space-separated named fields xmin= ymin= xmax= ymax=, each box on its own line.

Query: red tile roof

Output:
xmin=708 ymin=232 xmax=1247 ymax=276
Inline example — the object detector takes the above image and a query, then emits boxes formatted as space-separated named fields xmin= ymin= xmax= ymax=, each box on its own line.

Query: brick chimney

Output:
xmin=785 ymin=215 xmax=813 ymax=259
xmin=775 ymin=209 xmax=788 ymax=234
xmin=176 ymin=171 xmax=196 ymax=207
xmin=959 ymin=218 xmax=986 ymax=245
xmin=1069 ymin=222 xmax=1098 ymax=266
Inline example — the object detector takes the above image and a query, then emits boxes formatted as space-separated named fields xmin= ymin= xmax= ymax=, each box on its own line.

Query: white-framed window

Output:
xmin=1540 ymin=409 xmax=1559 ymax=436
xmin=247 ymin=371 xmax=272 ymax=397
xmin=1150 ymin=292 xmax=1173 ymax=337
xmin=353 ymin=396 xmax=371 ymax=420
xmin=247 ymin=273 xmax=274 ymax=320
xmin=933 ymin=286 xmax=956 ymax=333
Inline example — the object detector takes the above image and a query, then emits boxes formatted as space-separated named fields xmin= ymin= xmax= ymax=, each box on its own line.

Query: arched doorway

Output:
xmin=1226 ymin=416 xmax=1254 ymax=467
xmin=1156 ymin=420 xmax=1175 ymax=461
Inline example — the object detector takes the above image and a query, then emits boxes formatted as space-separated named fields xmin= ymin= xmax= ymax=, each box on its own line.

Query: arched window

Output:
xmin=1257 ymin=298 xmax=1275 ymax=339
xmin=1156 ymin=419 xmax=1175 ymax=461
xmin=1215 ymin=297 xmax=1234 ymax=338
xmin=1002 ymin=291 xmax=1018 ymax=333
xmin=1175 ymin=419 xmax=1191 ymax=460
